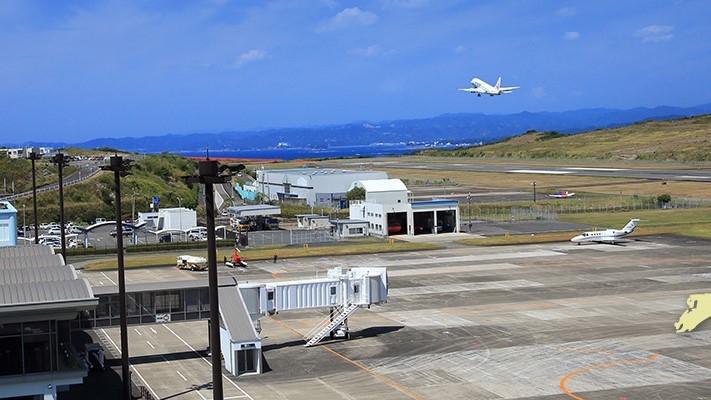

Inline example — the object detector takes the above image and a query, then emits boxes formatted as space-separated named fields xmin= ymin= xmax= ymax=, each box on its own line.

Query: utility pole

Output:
xmin=51 ymin=153 xmax=68 ymax=260
xmin=101 ymin=156 xmax=133 ymax=400
xmin=28 ymin=151 xmax=40 ymax=244
xmin=532 ymin=181 xmax=537 ymax=203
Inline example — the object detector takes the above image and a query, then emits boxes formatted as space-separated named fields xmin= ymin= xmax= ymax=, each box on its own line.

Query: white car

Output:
xmin=47 ymin=227 xmax=63 ymax=235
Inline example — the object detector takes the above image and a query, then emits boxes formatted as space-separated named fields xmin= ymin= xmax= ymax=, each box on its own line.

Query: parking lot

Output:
xmin=75 ymin=234 xmax=711 ymax=400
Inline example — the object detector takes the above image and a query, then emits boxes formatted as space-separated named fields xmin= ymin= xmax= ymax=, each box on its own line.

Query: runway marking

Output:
xmin=100 ymin=272 xmax=116 ymax=285
xmin=176 ymin=370 xmax=188 ymax=381
xmin=162 ymin=324 xmax=256 ymax=399
xmin=559 ymin=353 xmax=658 ymax=400
xmin=510 ymin=169 xmax=572 ymax=175
xmin=565 ymin=167 xmax=627 ymax=172
xmin=269 ymin=316 xmax=425 ymax=400
xmin=100 ymin=328 xmax=159 ymax=399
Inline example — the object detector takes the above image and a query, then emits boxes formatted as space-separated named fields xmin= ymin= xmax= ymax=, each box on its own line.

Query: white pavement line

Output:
xmin=146 ymin=341 xmax=155 ymax=349
xmin=176 ymin=370 xmax=188 ymax=381
xmin=150 ymin=327 xmax=157 ymax=334
xmin=134 ymin=328 xmax=142 ymax=336
xmin=162 ymin=324 xmax=256 ymax=400
xmin=100 ymin=329 xmax=159 ymax=399
xmin=100 ymin=272 xmax=116 ymax=285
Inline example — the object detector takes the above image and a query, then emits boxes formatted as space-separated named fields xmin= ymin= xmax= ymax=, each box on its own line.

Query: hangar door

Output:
xmin=413 ymin=210 xmax=457 ymax=235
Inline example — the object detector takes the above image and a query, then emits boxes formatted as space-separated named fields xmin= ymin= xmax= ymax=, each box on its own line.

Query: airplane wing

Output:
xmin=499 ymin=86 xmax=520 ymax=93
xmin=458 ymin=88 xmax=486 ymax=94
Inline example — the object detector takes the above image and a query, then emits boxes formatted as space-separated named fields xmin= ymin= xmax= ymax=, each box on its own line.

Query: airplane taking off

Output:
xmin=571 ymin=219 xmax=640 ymax=244
xmin=458 ymin=77 xmax=520 ymax=96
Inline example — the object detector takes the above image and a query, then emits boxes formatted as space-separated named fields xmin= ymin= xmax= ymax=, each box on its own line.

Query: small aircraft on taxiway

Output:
xmin=549 ymin=190 xmax=575 ymax=198
xmin=570 ymin=219 xmax=640 ymax=245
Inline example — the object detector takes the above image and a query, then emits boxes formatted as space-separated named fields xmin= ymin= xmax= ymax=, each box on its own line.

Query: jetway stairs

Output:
xmin=304 ymin=302 xmax=360 ymax=347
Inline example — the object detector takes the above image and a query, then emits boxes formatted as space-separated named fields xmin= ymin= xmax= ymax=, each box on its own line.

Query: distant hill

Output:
xmin=414 ymin=114 xmax=711 ymax=162
xmin=9 ymin=104 xmax=711 ymax=154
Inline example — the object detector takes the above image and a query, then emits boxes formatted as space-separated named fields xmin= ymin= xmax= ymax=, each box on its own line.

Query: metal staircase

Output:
xmin=304 ymin=303 xmax=360 ymax=347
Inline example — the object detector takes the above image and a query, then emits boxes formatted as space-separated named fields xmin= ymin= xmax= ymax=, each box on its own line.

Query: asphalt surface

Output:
xmin=70 ymin=232 xmax=711 ymax=400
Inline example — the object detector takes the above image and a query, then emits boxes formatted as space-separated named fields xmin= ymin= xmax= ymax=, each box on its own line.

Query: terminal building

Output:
xmin=255 ymin=167 xmax=387 ymax=207
xmin=0 ymin=245 xmax=98 ymax=399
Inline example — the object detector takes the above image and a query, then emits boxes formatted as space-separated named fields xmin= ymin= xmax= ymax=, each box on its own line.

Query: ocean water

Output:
xmin=180 ymin=144 xmax=439 ymax=160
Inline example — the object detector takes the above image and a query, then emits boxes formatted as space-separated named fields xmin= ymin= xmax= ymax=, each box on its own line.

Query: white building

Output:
xmin=138 ymin=207 xmax=196 ymax=231
xmin=255 ymin=167 xmax=387 ymax=207
xmin=348 ymin=179 xmax=460 ymax=237
xmin=0 ymin=202 xmax=17 ymax=247
xmin=3 ymin=147 xmax=52 ymax=159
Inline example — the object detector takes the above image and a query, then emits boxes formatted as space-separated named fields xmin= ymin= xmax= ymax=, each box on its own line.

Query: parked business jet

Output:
xmin=458 ymin=77 xmax=520 ymax=96
xmin=570 ymin=219 xmax=640 ymax=245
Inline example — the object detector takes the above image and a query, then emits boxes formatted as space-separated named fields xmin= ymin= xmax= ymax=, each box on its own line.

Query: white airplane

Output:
xmin=549 ymin=190 xmax=575 ymax=198
xmin=458 ymin=77 xmax=520 ymax=96
xmin=570 ymin=219 xmax=640 ymax=245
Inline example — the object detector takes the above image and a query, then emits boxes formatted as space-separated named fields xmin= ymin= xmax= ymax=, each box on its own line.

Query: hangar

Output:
xmin=348 ymin=179 xmax=460 ymax=237
xmin=255 ymin=167 xmax=387 ymax=207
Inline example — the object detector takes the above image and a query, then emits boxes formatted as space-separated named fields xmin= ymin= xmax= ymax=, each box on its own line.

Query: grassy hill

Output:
xmin=414 ymin=114 xmax=711 ymax=162
xmin=6 ymin=152 xmax=201 ymax=225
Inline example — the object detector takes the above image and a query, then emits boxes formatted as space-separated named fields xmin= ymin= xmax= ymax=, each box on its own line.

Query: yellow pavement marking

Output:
xmin=559 ymin=353 xmax=658 ymax=400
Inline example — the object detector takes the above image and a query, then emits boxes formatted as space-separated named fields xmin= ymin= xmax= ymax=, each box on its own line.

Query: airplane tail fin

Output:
xmin=495 ymin=77 xmax=502 ymax=90
xmin=622 ymin=219 xmax=640 ymax=233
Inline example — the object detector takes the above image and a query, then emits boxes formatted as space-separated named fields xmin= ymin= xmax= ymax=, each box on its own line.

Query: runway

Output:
xmin=81 ymin=234 xmax=711 ymax=399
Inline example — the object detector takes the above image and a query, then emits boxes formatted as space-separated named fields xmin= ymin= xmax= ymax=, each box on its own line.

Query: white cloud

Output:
xmin=317 ymin=7 xmax=378 ymax=32
xmin=564 ymin=31 xmax=580 ymax=40
xmin=349 ymin=45 xmax=385 ymax=57
xmin=531 ymin=87 xmax=546 ymax=98
xmin=636 ymin=25 xmax=673 ymax=43
xmin=556 ymin=7 xmax=576 ymax=17
xmin=234 ymin=49 xmax=267 ymax=68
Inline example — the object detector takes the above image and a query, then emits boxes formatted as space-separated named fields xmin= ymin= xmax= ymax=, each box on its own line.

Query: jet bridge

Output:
xmin=239 ymin=267 xmax=388 ymax=347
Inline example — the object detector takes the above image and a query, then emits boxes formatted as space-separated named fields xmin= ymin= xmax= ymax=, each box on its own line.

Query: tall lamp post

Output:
xmin=532 ymin=181 xmax=537 ymax=203
xmin=467 ymin=192 xmax=471 ymax=232
xmin=177 ymin=196 xmax=182 ymax=241
xmin=184 ymin=157 xmax=244 ymax=400
xmin=51 ymin=153 xmax=68 ymax=260
xmin=28 ymin=150 xmax=40 ymax=243
xmin=101 ymin=156 xmax=133 ymax=400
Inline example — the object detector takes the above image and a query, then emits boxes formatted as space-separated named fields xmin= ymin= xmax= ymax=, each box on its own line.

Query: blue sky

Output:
xmin=1 ymin=0 xmax=710 ymax=143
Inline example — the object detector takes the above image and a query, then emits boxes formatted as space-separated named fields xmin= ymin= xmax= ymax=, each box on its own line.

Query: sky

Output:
xmin=1 ymin=0 xmax=710 ymax=144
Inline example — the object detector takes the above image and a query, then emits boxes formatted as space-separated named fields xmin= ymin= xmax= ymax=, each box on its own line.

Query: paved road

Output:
xmin=76 ymin=234 xmax=711 ymax=399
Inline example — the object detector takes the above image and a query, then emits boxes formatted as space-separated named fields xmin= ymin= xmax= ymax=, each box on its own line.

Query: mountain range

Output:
xmin=11 ymin=104 xmax=711 ymax=154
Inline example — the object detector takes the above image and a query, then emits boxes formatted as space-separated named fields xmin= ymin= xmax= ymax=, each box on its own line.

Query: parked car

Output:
xmin=47 ymin=227 xmax=63 ymax=235
xmin=109 ymin=227 xmax=133 ymax=237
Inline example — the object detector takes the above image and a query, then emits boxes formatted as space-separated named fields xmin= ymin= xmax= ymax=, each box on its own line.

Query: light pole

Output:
xmin=184 ymin=157 xmax=244 ymax=400
xmin=101 ymin=156 xmax=133 ymax=400
xmin=28 ymin=151 xmax=40 ymax=244
xmin=532 ymin=181 xmax=537 ymax=203
xmin=131 ymin=190 xmax=137 ymax=223
xmin=51 ymin=153 xmax=68 ymax=260
xmin=177 ymin=196 xmax=182 ymax=241
xmin=467 ymin=192 xmax=471 ymax=232
xmin=22 ymin=205 xmax=26 ymax=238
